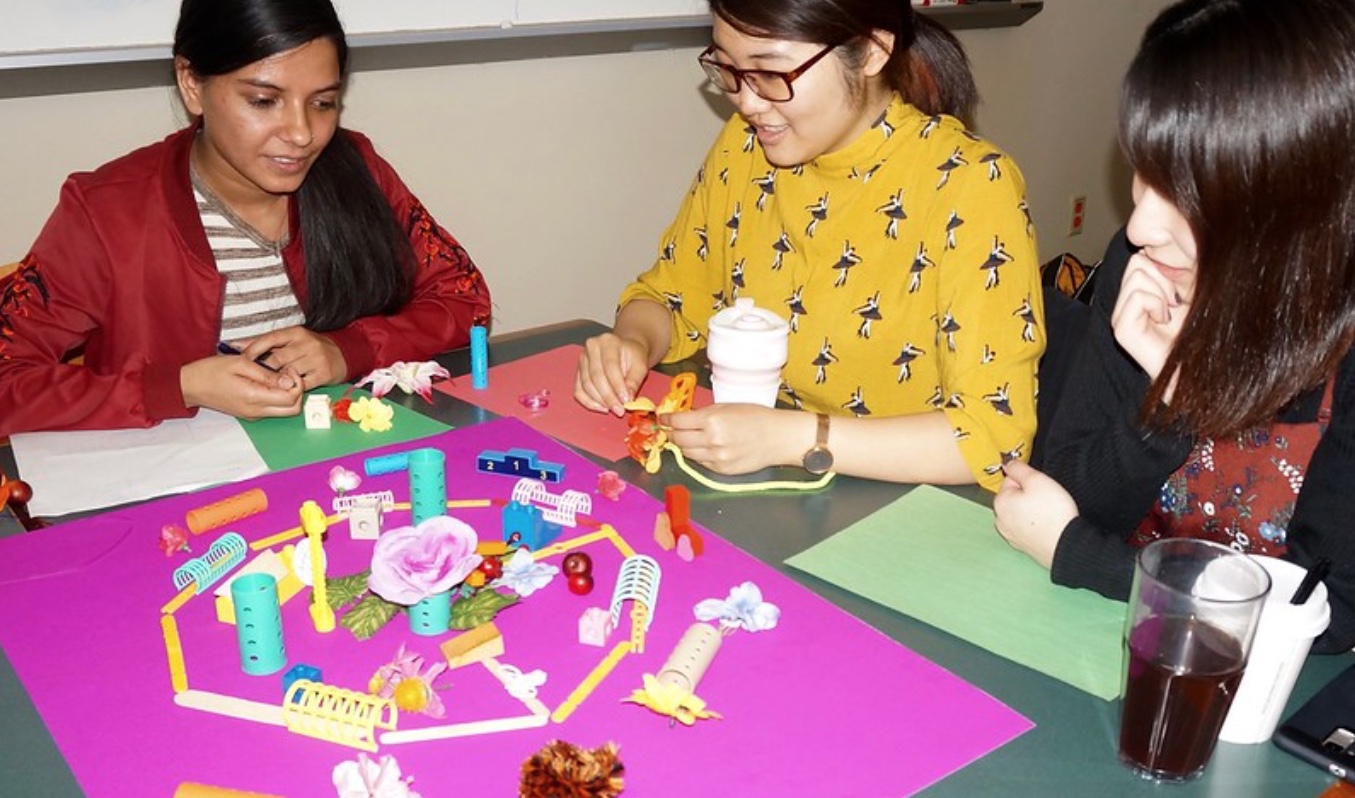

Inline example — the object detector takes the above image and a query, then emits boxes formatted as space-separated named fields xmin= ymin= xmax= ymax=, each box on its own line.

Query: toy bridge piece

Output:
xmin=282 ymin=679 xmax=397 ymax=752
xmin=331 ymin=490 xmax=395 ymax=514
xmin=609 ymin=555 xmax=661 ymax=654
xmin=477 ymin=448 xmax=565 ymax=483
xmin=172 ymin=532 xmax=247 ymax=594
xmin=300 ymin=501 xmax=335 ymax=633
xmin=510 ymin=478 xmax=591 ymax=527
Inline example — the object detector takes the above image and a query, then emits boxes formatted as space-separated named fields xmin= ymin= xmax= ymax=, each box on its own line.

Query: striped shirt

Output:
xmin=192 ymin=173 xmax=306 ymax=344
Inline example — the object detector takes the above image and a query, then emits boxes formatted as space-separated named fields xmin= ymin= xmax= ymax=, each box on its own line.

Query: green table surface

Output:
xmin=1 ymin=319 xmax=1347 ymax=797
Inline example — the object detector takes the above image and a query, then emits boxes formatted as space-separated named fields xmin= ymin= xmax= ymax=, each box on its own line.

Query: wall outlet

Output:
xmin=1068 ymin=195 xmax=1087 ymax=237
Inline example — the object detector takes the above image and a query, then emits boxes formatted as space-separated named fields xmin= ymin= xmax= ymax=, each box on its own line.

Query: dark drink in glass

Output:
xmin=1119 ymin=614 xmax=1247 ymax=781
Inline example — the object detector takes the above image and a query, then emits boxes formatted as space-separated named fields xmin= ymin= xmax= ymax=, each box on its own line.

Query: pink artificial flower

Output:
xmin=597 ymin=470 xmax=627 ymax=501
xmin=367 ymin=516 xmax=482 ymax=605
xmin=357 ymin=361 xmax=451 ymax=403
xmin=158 ymin=524 xmax=190 ymax=557
xmin=329 ymin=466 xmax=362 ymax=496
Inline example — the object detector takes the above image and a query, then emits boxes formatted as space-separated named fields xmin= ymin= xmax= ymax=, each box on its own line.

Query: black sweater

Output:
xmin=1039 ymin=230 xmax=1355 ymax=654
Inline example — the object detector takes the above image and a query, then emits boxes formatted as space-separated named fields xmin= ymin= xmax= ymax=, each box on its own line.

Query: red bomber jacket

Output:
xmin=0 ymin=126 xmax=491 ymax=435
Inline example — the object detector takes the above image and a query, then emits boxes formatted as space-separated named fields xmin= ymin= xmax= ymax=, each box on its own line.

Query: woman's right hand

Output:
xmin=1111 ymin=253 xmax=1189 ymax=400
xmin=574 ymin=332 xmax=651 ymax=416
xmin=180 ymin=355 xmax=304 ymax=419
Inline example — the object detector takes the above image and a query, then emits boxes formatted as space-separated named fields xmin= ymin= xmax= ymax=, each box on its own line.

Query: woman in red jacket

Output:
xmin=0 ymin=0 xmax=491 ymax=434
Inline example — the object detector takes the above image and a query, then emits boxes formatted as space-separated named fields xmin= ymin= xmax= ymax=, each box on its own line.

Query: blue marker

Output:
xmin=470 ymin=325 xmax=489 ymax=389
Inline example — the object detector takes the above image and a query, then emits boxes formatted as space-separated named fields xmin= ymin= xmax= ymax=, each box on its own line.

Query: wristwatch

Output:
xmin=802 ymin=412 xmax=834 ymax=475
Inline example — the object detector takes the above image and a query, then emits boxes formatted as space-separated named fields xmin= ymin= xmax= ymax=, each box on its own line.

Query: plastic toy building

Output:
xmin=476 ymin=448 xmax=565 ymax=483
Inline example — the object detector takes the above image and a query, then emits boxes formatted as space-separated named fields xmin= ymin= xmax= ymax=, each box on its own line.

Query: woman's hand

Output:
xmin=1111 ymin=253 xmax=1189 ymax=401
xmin=664 ymin=404 xmax=791 ymax=475
xmin=575 ymin=332 xmax=651 ymax=416
xmin=238 ymin=327 xmax=347 ymax=388
xmin=180 ymin=355 xmax=304 ymax=419
xmin=993 ymin=460 xmax=1079 ymax=570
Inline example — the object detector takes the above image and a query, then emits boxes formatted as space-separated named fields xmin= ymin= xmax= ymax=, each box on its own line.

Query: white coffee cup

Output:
xmin=1218 ymin=556 xmax=1330 ymax=744
xmin=706 ymin=298 xmax=790 ymax=408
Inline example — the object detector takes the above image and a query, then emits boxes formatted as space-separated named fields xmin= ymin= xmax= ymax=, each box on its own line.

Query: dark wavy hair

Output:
xmin=707 ymin=0 xmax=977 ymax=125
xmin=1122 ymin=0 xmax=1355 ymax=437
xmin=173 ymin=0 xmax=415 ymax=332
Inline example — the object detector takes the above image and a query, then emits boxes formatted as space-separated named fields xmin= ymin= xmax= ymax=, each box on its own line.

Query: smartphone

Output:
xmin=1275 ymin=663 xmax=1355 ymax=782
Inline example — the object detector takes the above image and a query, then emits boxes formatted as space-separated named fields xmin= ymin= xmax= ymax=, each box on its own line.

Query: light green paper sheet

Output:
xmin=785 ymin=484 xmax=1127 ymax=700
xmin=243 ymin=385 xmax=451 ymax=471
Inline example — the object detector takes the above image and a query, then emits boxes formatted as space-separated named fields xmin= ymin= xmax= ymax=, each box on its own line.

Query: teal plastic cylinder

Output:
xmin=231 ymin=572 xmax=286 ymax=676
xmin=408 ymin=590 xmax=451 ymax=636
xmin=408 ymin=448 xmax=447 ymax=525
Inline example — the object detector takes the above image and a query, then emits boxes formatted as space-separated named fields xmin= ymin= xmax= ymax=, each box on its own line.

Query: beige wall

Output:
xmin=0 ymin=0 xmax=1171 ymax=334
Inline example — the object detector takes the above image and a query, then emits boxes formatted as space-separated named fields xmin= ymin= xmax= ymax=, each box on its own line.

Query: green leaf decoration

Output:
xmin=339 ymin=593 xmax=401 ymax=640
xmin=450 ymin=588 xmax=519 ymax=630
xmin=326 ymin=570 xmax=372 ymax=611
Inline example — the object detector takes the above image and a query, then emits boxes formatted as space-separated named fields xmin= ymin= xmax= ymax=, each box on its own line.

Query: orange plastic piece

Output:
xmin=174 ymin=784 xmax=283 ymax=798
xmin=186 ymin=488 xmax=267 ymax=536
xmin=441 ymin=622 xmax=504 ymax=669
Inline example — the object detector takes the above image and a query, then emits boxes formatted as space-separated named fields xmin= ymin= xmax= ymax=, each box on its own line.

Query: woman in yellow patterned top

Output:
xmin=575 ymin=0 xmax=1043 ymax=490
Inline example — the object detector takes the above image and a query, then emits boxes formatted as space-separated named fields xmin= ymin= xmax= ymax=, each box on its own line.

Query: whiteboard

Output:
xmin=0 ymin=0 xmax=708 ymax=68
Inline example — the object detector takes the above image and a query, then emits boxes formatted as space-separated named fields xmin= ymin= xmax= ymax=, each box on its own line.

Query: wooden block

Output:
xmin=440 ymin=622 xmax=504 ymax=669
xmin=303 ymin=395 xmax=331 ymax=429
xmin=213 ymin=549 xmax=302 ymax=625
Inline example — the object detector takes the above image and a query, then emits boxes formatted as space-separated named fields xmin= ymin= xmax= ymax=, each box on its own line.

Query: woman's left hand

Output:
xmin=663 ymin=404 xmax=792 ymax=475
xmin=993 ymin=460 xmax=1079 ymax=569
xmin=238 ymin=326 xmax=347 ymax=389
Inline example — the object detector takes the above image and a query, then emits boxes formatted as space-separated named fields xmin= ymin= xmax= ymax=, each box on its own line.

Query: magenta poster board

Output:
xmin=0 ymin=418 xmax=1030 ymax=797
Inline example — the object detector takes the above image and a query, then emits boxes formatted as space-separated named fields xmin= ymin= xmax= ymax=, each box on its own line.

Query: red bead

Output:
xmin=6 ymin=479 xmax=32 ymax=505
xmin=477 ymin=557 xmax=503 ymax=580
xmin=567 ymin=573 xmax=594 ymax=596
xmin=562 ymin=552 xmax=593 ymax=576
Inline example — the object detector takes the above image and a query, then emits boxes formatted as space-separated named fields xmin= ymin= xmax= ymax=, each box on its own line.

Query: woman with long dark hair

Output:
xmin=995 ymin=0 xmax=1355 ymax=652
xmin=574 ymin=0 xmax=1041 ymax=489
xmin=0 ymin=0 xmax=490 ymax=434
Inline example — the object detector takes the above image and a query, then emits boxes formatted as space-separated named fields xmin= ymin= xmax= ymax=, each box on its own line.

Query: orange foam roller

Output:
xmin=185 ymin=488 xmax=268 ymax=536
xmin=174 ymin=784 xmax=282 ymax=798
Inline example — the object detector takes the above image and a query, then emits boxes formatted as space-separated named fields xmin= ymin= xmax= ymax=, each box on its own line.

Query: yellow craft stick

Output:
xmin=630 ymin=602 xmax=651 ymax=654
xmin=381 ymin=712 xmax=549 ymax=745
xmin=531 ymin=529 xmax=613 ymax=559
xmin=249 ymin=524 xmax=303 ymax=551
xmin=604 ymin=524 xmax=636 ymax=558
xmin=161 ymin=613 xmax=188 ymax=693
xmin=300 ymin=500 xmax=335 ymax=633
xmin=447 ymin=499 xmax=492 ymax=509
xmin=551 ymin=640 xmax=631 ymax=724
xmin=160 ymin=582 xmax=197 ymax=615
xmin=174 ymin=689 xmax=285 ymax=726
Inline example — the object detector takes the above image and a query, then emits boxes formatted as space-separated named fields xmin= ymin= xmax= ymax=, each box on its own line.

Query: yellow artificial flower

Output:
xmin=348 ymin=396 xmax=395 ymax=433
xmin=622 ymin=673 xmax=721 ymax=726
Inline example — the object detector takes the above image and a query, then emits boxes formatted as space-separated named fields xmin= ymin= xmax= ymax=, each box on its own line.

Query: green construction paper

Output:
xmin=786 ymin=484 xmax=1128 ymax=700
xmin=242 ymin=385 xmax=451 ymax=471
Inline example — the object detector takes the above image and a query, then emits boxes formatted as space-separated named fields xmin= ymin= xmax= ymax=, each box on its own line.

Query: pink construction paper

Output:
xmin=436 ymin=343 xmax=714 ymax=462
xmin=0 ymin=419 xmax=1030 ymax=797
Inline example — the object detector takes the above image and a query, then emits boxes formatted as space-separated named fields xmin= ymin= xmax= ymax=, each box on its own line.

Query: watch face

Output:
xmin=803 ymin=447 xmax=833 ymax=474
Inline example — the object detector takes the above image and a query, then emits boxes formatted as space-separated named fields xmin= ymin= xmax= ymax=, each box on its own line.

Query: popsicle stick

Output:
xmin=380 ymin=713 xmax=548 ymax=744
xmin=551 ymin=640 xmax=631 ymax=723
xmin=174 ymin=690 xmax=285 ymax=726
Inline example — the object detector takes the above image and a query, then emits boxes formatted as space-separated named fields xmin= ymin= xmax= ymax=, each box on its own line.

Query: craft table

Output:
xmin=0 ymin=319 xmax=1347 ymax=797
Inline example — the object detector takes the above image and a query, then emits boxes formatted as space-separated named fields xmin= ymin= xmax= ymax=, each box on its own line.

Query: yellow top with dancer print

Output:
xmin=619 ymin=96 xmax=1044 ymax=489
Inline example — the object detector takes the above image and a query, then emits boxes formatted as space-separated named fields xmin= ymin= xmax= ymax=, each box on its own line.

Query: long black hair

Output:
xmin=1122 ymin=0 xmax=1355 ymax=436
xmin=173 ymin=0 xmax=415 ymax=331
xmin=707 ymin=0 xmax=977 ymax=125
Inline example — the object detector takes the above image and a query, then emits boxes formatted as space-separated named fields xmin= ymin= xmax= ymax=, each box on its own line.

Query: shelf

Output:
xmin=0 ymin=2 xmax=1043 ymax=97
xmin=919 ymin=2 xmax=1044 ymax=31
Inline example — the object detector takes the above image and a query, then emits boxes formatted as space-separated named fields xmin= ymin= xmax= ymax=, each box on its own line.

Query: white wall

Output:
xmin=0 ymin=0 xmax=1171 ymax=334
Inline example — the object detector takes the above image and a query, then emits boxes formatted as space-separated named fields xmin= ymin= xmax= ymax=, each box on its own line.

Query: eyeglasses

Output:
xmin=697 ymin=43 xmax=838 ymax=103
